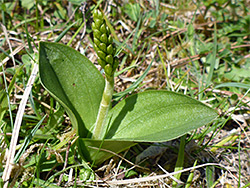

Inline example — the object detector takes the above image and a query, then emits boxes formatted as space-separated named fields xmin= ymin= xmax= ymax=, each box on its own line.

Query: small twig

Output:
xmin=0 ymin=133 xmax=12 ymax=136
xmin=75 ymin=2 xmax=87 ymax=50
xmin=231 ymin=118 xmax=250 ymax=143
xmin=1 ymin=23 xmax=16 ymax=67
xmin=57 ymin=141 xmax=71 ymax=186
xmin=157 ymin=163 xmax=183 ymax=184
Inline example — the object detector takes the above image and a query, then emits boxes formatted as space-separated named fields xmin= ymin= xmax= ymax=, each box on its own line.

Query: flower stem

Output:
xmin=92 ymin=76 xmax=114 ymax=139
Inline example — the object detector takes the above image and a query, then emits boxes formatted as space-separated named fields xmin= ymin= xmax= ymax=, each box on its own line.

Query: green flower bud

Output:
xmin=96 ymin=10 xmax=103 ymax=19
xmin=94 ymin=37 xmax=101 ymax=47
xmin=97 ymin=58 xmax=106 ymax=69
xmin=108 ymin=35 xmax=113 ymax=44
xmin=93 ymin=29 xmax=102 ymax=39
xmin=92 ymin=22 xmax=96 ymax=30
xmin=100 ymin=34 xmax=108 ymax=44
xmin=93 ymin=9 xmax=102 ymax=20
xmin=99 ymin=43 xmax=107 ymax=52
xmin=95 ymin=19 xmax=103 ymax=29
xmin=106 ymin=26 xmax=111 ymax=35
xmin=97 ymin=50 xmax=106 ymax=60
xmin=106 ymin=55 xmax=113 ymax=64
xmin=104 ymin=64 xmax=112 ymax=76
xmin=94 ymin=44 xmax=99 ymax=52
xmin=107 ymin=44 xmax=113 ymax=55
xmin=100 ymin=24 xmax=107 ymax=34
xmin=93 ymin=9 xmax=98 ymax=17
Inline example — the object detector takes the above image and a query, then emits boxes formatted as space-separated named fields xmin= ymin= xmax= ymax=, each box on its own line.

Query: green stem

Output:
xmin=92 ymin=77 xmax=114 ymax=139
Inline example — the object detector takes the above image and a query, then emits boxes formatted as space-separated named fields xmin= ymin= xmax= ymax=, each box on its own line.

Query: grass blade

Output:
xmin=185 ymin=160 xmax=198 ymax=188
xmin=206 ymin=23 xmax=217 ymax=87
xmin=54 ymin=21 xmax=78 ymax=43
xmin=215 ymin=82 xmax=250 ymax=89
xmin=172 ymin=135 xmax=186 ymax=187
xmin=206 ymin=165 xmax=215 ymax=187
xmin=113 ymin=58 xmax=153 ymax=101
xmin=14 ymin=115 xmax=46 ymax=163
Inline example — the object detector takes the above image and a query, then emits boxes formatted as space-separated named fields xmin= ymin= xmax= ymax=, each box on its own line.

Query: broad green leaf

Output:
xmin=77 ymin=138 xmax=135 ymax=165
xmin=39 ymin=42 xmax=105 ymax=137
xmin=105 ymin=90 xmax=217 ymax=142
xmin=78 ymin=90 xmax=217 ymax=164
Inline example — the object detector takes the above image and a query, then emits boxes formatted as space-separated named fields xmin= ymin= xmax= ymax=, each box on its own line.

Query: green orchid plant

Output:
xmin=38 ymin=10 xmax=217 ymax=165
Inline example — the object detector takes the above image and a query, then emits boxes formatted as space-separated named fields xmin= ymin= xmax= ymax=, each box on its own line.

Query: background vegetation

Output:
xmin=0 ymin=0 xmax=250 ymax=187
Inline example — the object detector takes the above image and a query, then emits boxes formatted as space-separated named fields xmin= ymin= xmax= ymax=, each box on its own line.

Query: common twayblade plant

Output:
xmin=38 ymin=10 xmax=217 ymax=165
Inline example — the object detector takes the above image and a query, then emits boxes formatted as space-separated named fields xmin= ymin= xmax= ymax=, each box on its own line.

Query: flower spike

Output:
xmin=92 ymin=9 xmax=118 ymax=81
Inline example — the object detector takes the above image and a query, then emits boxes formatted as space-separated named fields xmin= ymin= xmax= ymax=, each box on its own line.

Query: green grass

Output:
xmin=1 ymin=0 xmax=250 ymax=187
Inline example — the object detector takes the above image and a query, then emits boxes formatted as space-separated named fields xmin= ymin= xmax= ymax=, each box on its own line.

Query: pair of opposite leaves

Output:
xmin=39 ymin=42 xmax=217 ymax=164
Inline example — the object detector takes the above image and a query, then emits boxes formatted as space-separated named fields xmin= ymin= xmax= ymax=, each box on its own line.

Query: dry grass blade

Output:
xmin=88 ymin=146 xmax=148 ymax=171
xmin=2 ymin=63 xmax=39 ymax=188
xmin=1 ymin=23 xmax=16 ymax=67
xmin=0 ymin=44 xmax=24 ymax=67
xmin=106 ymin=163 xmax=234 ymax=186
